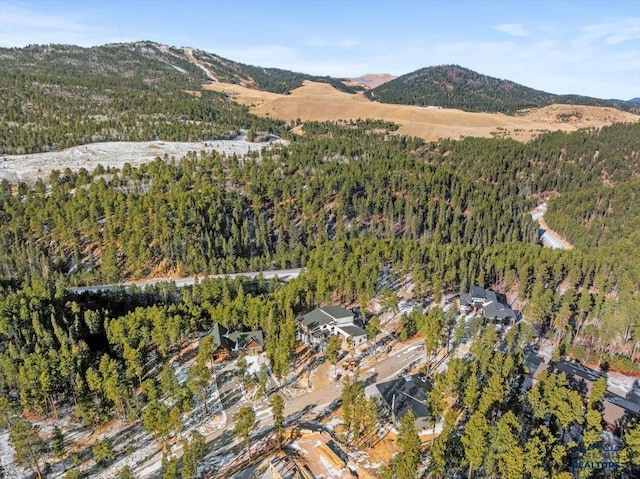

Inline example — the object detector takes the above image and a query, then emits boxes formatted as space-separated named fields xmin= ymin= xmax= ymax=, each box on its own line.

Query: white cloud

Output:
xmin=494 ymin=23 xmax=529 ymax=37
xmin=0 ymin=2 xmax=104 ymax=47
xmin=574 ymin=18 xmax=640 ymax=47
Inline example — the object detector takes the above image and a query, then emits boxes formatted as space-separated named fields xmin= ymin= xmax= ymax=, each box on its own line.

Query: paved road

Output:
xmin=530 ymin=203 xmax=571 ymax=250
xmin=69 ymin=268 xmax=304 ymax=293
xmin=541 ymin=231 xmax=568 ymax=249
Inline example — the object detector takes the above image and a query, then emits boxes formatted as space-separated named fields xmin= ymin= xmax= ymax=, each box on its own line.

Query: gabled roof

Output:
xmin=485 ymin=290 xmax=498 ymax=304
xmin=460 ymin=293 xmax=473 ymax=306
xmin=470 ymin=286 xmax=486 ymax=299
xmin=207 ymin=323 xmax=234 ymax=350
xmin=483 ymin=301 xmax=514 ymax=320
xmin=374 ymin=374 xmax=432 ymax=421
xmin=301 ymin=309 xmax=334 ymax=330
xmin=226 ymin=330 xmax=265 ymax=350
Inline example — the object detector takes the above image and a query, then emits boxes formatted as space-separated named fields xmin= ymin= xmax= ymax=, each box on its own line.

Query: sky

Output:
xmin=1 ymin=0 xmax=639 ymax=99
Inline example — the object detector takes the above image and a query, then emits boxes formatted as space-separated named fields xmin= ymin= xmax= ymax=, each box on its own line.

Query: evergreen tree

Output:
xmin=270 ymin=394 xmax=286 ymax=449
xmin=182 ymin=432 xmax=207 ymax=479
xmin=394 ymin=410 xmax=421 ymax=479
xmin=233 ymin=406 xmax=257 ymax=459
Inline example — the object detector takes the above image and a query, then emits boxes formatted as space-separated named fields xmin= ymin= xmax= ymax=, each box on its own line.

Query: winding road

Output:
xmin=69 ymin=268 xmax=304 ymax=294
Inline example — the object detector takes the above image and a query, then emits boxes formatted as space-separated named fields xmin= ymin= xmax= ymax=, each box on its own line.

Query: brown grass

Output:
xmin=205 ymin=81 xmax=640 ymax=142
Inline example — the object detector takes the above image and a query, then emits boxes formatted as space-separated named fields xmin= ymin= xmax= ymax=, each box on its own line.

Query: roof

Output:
xmin=321 ymin=305 xmax=353 ymax=320
xmin=301 ymin=309 xmax=333 ymax=330
xmin=373 ymin=374 xmax=432 ymax=421
xmin=206 ymin=323 xmax=234 ymax=350
xmin=548 ymin=360 xmax=639 ymax=418
xmin=460 ymin=293 xmax=472 ymax=306
xmin=483 ymin=301 xmax=514 ymax=320
xmin=337 ymin=324 xmax=367 ymax=338
xmin=605 ymin=391 xmax=640 ymax=415
xmin=268 ymin=456 xmax=297 ymax=479
xmin=226 ymin=330 xmax=265 ymax=350
xmin=485 ymin=290 xmax=498 ymax=304
xmin=470 ymin=286 xmax=486 ymax=299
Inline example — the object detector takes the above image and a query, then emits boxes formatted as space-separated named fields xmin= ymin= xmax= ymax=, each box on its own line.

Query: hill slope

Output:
xmin=188 ymin=48 xmax=355 ymax=94
xmin=206 ymin=80 xmax=640 ymax=143
xmin=0 ymin=41 xmax=285 ymax=154
xmin=366 ymin=64 xmax=640 ymax=114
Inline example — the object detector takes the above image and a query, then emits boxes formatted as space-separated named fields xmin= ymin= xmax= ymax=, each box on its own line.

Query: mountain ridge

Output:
xmin=1 ymin=40 xmax=638 ymax=155
xmin=365 ymin=64 xmax=640 ymax=114
xmin=2 ymin=40 xmax=636 ymax=115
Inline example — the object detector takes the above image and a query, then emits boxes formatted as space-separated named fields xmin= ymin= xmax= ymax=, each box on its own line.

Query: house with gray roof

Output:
xmin=365 ymin=374 xmax=433 ymax=430
xmin=459 ymin=286 xmax=516 ymax=325
xmin=298 ymin=306 xmax=367 ymax=348
xmin=203 ymin=322 xmax=264 ymax=361
xmin=523 ymin=353 xmax=639 ymax=433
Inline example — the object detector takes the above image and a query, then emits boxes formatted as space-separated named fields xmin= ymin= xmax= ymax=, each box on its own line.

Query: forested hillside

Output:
xmin=430 ymin=122 xmax=640 ymax=282
xmin=544 ymin=181 xmax=640 ymax=287
xmin=0 ymin=41 xmax=286 ymax=154
xmin=366 ymin=64 xmax=640 ymax=113
xmin=0 ymin=120 xmax=538 ymax=284
xmin=2 ymin=118 xmax=639 ymax=288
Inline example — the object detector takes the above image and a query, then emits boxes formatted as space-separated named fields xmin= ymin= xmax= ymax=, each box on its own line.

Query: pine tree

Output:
xmin=7 ymin=415 xmax=46 ymax=479
xmin=394 ymin=410 xmax=421 ymax=479
xmin=182 ymin=432 xmax=207 ymax=479
xmin=233 ymin=406 xmax=257 ymax=460
xmin=270 ymin=394 xmax=286 ymax=448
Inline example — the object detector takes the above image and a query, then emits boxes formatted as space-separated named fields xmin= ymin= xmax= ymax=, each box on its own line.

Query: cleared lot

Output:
xmin=0 ymin=134 xmax=286 ymax=183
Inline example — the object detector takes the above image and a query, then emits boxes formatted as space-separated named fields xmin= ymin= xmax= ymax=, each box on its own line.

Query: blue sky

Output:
xmin=1 ymin=0 xmax=639 ymax=99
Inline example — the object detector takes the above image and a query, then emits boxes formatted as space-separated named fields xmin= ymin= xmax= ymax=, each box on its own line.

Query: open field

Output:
xmin=0 ymin=134 xmax=286 ymax=183
xmin=206 ymin=81 xmax=640 ymax=142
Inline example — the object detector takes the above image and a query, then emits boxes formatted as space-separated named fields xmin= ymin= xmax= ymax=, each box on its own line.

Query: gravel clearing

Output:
xmin=0 ymin=134 xmax=287 ymax=183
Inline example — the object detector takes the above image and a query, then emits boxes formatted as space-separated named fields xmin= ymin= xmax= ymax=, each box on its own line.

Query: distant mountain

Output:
xmin=366 ymin=65 xmax=640 ymax=114
xmin=348 ymin=73 xmax=396 ymax=89
xmin=188 ymin=48 xmax=355 ymax=94
xmin=630 ymin=98 xmax=640 ymax=104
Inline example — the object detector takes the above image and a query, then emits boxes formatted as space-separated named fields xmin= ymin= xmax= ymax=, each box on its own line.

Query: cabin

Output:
xmin=203 ymin=322 xmax=264 ymax=361
xmin=226 ymin=330 xmax=264 ymax=356
xmin=205 ymin=323 xmax=234 ymax=361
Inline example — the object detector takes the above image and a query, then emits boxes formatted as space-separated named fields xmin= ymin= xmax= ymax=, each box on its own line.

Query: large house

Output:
xmin=204 ymin=322 xmax=264 ymax=361
xmin=459 ymin=286 xmax=516 ymax=325
xmin=365 ymin=374 xmax=433 ymax=431
xmin=523 ymin=352 xmax=640 ymax=433
xmin=297 ymin=306 xmax=367 ymax=348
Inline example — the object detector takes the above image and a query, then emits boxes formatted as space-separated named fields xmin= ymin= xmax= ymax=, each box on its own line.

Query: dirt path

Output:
xmin=183 ymin=48 xmax=218 ymax=81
